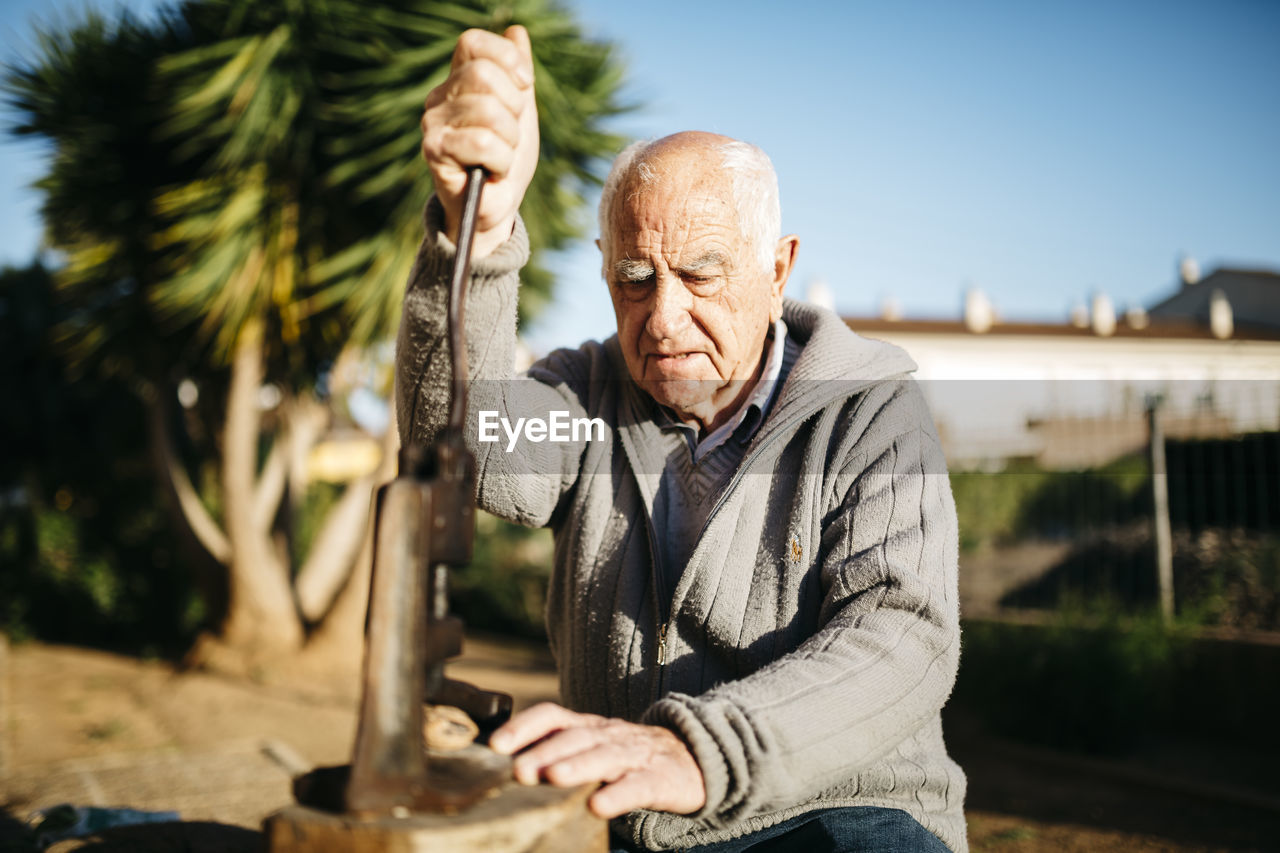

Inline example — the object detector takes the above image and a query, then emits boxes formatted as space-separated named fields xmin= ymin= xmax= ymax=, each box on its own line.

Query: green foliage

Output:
xmin=5 ymin=11 xmax=205 ymax=383
xmin=1171 ymin=531 xmax=1280 ymax=630
xmin=9 ymin=0 xmax=626 ymax=382
xmin=3 ymin=0 xmax=627 ymax=651
xmin=998 ymin=525 xmax=1280 ymax=630
xmin=0 ymin=263 xmax=201 ymax=654
xmin=6 ymin=0 xmax=627 ymax=387
xmin=453 ymin=511 xmax=553 ymax=638
xmin=953 ymin=608 xmax=1280 ymax=756
xmin=951 ymin=454 xmax=1149 ymax=552
xmin=954 ymin=608 xmax=1192 ymax=754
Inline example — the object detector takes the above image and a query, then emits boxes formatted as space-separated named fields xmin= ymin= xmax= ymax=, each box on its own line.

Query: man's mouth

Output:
xmin=650 ymin=352 xmax=704 ymax=367
xmin=646 ymin=351 xmax=709 ymax=381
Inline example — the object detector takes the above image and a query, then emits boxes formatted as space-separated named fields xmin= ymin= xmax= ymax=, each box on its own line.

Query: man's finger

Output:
xmin=442 ymin=58 xmax=528 ymax=120
xmin=509 ymin=724 xmax=604 ymax=784
xmin=432 ymin=94 xmax=521 ymax=149
xmin=503 ymin=24 xmax=534 ymax=86
xmin=490 ymin=702 xmax=593 ymax=755
xmin=451 ymin=27 xmax=532 ymax=88
xmin=588 ymin=771 xmax=655 ymax=820
xmin=541 ymin=740 xmax=635 ymax=788
xmin=422 ymin=124 xmax=513 ymax=185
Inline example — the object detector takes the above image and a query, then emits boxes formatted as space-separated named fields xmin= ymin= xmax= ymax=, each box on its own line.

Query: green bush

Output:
xmin=953 ymin=606 xmax=1280 ymax=755
xmin=1173 ymin=530 xmax=1280 ymax=630
xmin=1 ymin=262 xmax=200 ymax=655
xmin=451 ymin=511 xmax=553 ymax=639
xmin=953 ymin=608 xmax=1192 ymax=754
xmin=951 ymin=455 xmax=1149 ymax=553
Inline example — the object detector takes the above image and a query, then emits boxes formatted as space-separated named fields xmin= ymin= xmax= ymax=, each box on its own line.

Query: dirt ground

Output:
xmin=1 ymin=635 xmax=1276 ymax=853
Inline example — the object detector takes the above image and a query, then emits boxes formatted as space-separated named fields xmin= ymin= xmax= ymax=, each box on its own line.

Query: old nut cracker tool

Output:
xmin=266 ymin=168 xmax=606 ymax=852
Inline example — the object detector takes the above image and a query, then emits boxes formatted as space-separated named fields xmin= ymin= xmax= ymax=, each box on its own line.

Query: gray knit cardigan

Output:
xmin=396 ymin=201 xmax=967 ymax=852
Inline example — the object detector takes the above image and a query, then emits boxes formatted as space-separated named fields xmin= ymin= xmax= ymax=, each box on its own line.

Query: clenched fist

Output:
xmin=421 ymin=25 xmax=539 ymax=258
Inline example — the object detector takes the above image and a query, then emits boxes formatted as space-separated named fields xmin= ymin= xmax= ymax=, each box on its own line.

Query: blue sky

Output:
xmin=3 ymin=0 xmax=1278 ymax=354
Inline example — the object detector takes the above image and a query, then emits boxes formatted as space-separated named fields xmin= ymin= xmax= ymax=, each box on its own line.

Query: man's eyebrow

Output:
xmin=675 ymin=251 xmax=729 ymax=274
xmin=612 ymin=258 xmax=655 ymax=281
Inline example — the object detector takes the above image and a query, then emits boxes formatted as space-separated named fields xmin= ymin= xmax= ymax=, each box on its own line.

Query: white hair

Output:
xmin=598 ymin=137 xmax=781 ymax=276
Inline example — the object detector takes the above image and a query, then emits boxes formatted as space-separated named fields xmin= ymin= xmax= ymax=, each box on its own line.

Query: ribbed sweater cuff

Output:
xmin=417 ymin=194 xmax=530 ymax=287
xmin=642 ymin=695 xmax=731 ymax=823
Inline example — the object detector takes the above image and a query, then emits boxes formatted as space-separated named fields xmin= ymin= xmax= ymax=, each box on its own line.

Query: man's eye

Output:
xmin=613 ymin=279 xmax=653 ymax=299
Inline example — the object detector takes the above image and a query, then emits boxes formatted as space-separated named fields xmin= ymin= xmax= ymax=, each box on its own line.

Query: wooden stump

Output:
xmin=265 ymin=781 xmax=607 ymax=853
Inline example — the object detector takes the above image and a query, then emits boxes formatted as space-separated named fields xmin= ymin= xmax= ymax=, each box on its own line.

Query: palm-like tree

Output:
xmin=6 ymin=12 xmax=237 ymax=620
xmin=8 ymin=0 xmax=626 ymax=674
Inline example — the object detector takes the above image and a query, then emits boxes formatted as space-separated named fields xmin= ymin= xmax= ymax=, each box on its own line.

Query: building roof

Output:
xmin=842 ymin=315 xmax=1280 ymax=342
xmin=841 ymin=266 xmax=1280 ymax=342
xmin=1147 ymin=268 xmax=1280 ymax=333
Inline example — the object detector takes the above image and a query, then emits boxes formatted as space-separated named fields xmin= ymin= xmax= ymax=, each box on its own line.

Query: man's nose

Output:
xmin=644 ymin=277 xmax=691 ymax=341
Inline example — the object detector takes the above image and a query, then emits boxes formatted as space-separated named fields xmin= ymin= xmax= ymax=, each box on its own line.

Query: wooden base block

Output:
xmin=265 ymin=781 xmax=606 ymax=853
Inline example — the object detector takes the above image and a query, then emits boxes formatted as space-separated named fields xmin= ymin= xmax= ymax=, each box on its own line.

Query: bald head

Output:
xmin=598 ymin=132 xmax=781 ymax=276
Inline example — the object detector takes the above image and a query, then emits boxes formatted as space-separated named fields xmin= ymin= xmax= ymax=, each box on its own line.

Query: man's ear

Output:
xmin=769 ymin=235 xmax=800 ymax=322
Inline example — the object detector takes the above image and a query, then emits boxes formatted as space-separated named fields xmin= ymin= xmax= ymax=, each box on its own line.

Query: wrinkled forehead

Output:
xmin=606 ymin=159 xmax=741 ymax=254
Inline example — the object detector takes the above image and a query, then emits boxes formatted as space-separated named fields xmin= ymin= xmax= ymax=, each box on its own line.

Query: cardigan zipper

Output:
xmin=642 ymin=506 xmax=669 ymax=699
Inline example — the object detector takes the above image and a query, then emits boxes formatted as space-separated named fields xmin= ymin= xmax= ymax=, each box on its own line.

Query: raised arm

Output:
xmin=397 ymin=26 xmax=587 ymax=528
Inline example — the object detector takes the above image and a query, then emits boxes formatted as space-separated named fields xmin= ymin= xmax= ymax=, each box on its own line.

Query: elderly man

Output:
xmin=398 ymin=25 xmax=966 ymax=853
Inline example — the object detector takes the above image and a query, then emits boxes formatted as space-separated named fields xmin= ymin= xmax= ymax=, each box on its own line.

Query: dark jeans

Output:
xmin=610 ymin=807 xmax=951 ymax=853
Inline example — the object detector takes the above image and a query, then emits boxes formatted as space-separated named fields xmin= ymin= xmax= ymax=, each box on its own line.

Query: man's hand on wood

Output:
xmin=421 ymin=25 xmax=539 ymax=258
xmin=489 ymin=702 xmax=707 ymax=819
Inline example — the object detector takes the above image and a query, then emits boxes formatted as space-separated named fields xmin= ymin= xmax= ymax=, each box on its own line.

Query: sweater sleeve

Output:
xmin=642 ymin=384 xmax=961 ymax=826
xmin=395 ymin=196 xmax=599 ymax=528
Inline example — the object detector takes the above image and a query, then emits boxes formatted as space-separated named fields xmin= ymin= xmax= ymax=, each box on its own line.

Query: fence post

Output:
xmin=1148 ymin=401 xmax=1175 ymax=622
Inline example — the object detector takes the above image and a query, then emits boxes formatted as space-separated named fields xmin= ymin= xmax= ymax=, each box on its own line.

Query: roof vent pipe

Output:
xmin=1209 ymin=289 xmax=1233 ymax=340
xmin=1091 ymin=292 xmax=1116 ymax=337
xmin=1180 ymin=255 xmax=1201 ymax=286
xmin=964 ymin=288 xmax=993 ymax=334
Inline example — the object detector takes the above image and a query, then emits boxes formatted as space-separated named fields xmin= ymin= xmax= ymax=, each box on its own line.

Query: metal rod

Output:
xmin=1148 ymin=401 xmax=1174 ymax=622
xmin=448 ymin=167 xmax=486 ymax=435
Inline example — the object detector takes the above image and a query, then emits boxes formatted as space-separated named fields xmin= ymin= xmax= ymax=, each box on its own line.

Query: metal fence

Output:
xmin=946 ymin=383 xmax=1280 ymax=630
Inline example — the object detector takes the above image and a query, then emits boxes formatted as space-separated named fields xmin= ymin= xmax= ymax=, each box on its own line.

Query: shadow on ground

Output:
xmin=999 ymin=528 xmax=1155 ymax=610
xmin=945 ymin=707 xmax=1279 ymax=852
xmin=0 ymin=812 xmax=262 ymax=853
xmin=1 ymin=808 xmax=36 ymax=852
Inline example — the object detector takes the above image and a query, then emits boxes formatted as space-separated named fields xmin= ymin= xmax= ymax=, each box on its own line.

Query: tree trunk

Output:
xmin=216 ymin=317 xmax=304 ymax=660
xmin=295 ymin=475 xmax=377 ymax=623
xmin=143 ymin=383 xmax=231 ymax=628
xmin=300 ymin=403 xmax=400 ymax=680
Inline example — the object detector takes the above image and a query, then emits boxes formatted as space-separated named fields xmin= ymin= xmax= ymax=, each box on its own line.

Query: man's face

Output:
xmin=602 ymin=143 xmax=793 ymax=433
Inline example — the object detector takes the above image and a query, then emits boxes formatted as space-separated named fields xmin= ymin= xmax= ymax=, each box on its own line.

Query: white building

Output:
xmin=842 ymin=267 xmax=1280 ymax=469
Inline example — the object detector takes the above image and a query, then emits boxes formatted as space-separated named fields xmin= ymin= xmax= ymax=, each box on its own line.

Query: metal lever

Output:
xmin=448 ymin=166 xmax=486 ymax=435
